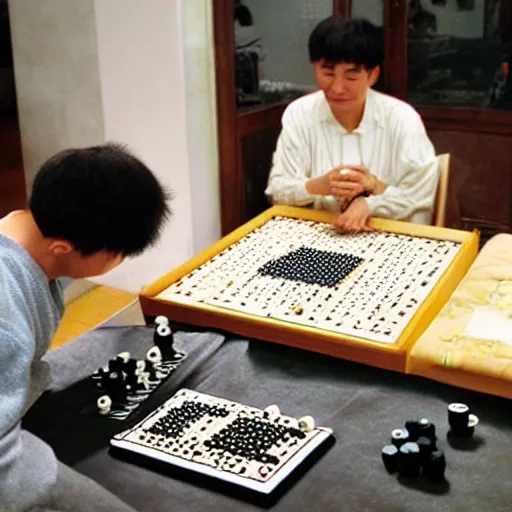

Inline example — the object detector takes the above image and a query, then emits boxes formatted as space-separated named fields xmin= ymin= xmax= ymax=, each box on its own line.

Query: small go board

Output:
xmin=110 ymin=389 xmax=333 ymax=498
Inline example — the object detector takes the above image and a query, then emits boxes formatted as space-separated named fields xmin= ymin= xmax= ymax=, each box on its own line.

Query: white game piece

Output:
xmin=264 ymin=405 xmax=280 ymax=417
xmin=155 ymin=315 xmax=170 ymax=326
xmin=298 ymin=415 xmax=315 ymax=432
xmin=97 ymin=395 xmax=112 ymax=415
xmin=135 ymin=360 xmax=146 ymax=374
xmin=137 ymin=373 xmax=150 ymax=390
xmin=339 ymin=168 xmax=351 ymax=176
xmin=147 ymin=346 xmax=162 ymax=364
xmin=156 ymin=324 xmax=172 ymax=337
xmin=116 ymin=351 xmax=130 ymax=363
xmin=468 ymin=414 xmax=479 ymax=428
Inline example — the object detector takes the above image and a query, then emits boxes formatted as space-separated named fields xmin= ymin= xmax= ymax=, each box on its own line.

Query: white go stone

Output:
xmin=468 ymin=414 xmax=479 ymax=428
xmin=264 ymin=405 xmax=280 ymax=417
xmin=298 ymin=415 xmax=315 ymax=432
xmin=117 ymin=351 xmax=130 ymax=363
xmin=156 ymin=324 xmax=172 ymax=337
xmin=135 ymin=360 xmax=146 ymax=374
xmin=146 ymin=346 xmax=162 ymax=364
xmin=155 ymin=315 xmax=170 ymax=326
xmin=97 ymin=395 xmax=112 ymax=415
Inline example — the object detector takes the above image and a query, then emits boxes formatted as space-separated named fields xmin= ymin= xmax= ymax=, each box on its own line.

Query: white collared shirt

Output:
xmin=265 ymin=89 xmax=439 ymax=224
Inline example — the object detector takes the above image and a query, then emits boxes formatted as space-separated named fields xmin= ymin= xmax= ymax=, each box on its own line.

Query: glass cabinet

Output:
xmin=215 ymin=0 xmax=512 ymax=239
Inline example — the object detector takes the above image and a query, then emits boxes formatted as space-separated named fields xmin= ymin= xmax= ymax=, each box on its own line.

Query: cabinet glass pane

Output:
xmin=234 ymin=0 xmax=332 ymax=108
xmin=351 ymin=0 xmax=385 ymax=91
xmin=352 ymin=0 xmax=384 ymax=28
xmin=407 ymin=0 xmax=512 ymax=110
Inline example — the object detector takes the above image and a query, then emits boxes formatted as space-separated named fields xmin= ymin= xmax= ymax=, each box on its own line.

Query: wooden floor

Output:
xmin=50 ymin=285 xmax=137 ymax=350
xmin=0 ymin=115 xmax=26 ymax=217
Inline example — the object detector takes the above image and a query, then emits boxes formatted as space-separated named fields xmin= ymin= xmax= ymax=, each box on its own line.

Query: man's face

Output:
xmin=313 ymin=60 xmax=379 ymax=115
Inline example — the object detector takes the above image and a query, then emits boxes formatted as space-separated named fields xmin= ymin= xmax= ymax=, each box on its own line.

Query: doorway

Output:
xmin=0 ymin=0 xmax=25 ymax=218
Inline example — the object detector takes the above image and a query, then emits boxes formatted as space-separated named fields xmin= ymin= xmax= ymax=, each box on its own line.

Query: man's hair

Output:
xmin=29 ymin=143 xmax=171 ymax=256
xmin=308 ymin=17 xmax=383 ymax=69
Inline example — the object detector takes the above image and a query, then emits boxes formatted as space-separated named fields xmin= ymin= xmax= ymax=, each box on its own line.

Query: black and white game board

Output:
xmin=110 ymin=389 xmax=334 ymax=496
xmin=156 ymin=217 xmax=462 ymax=344
xmin=92 ymin=316 xmax=187 ymax=420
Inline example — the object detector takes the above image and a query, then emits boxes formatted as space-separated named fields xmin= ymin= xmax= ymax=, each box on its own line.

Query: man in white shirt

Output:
xmin=265 ymin=17 xmax=439 ymax=233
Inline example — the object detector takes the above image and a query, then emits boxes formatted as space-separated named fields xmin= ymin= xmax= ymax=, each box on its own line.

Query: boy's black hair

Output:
xmin=29 ymin=143 xmax=171 ymax=256
xmin=308 ymin=17 xmax=383 ymax=70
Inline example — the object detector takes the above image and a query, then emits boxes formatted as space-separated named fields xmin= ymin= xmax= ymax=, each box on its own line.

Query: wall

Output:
xmin=8 ymin=0 xmax=104 ymax=191
xmin=8 ymin=0 xmax=221 ymax=292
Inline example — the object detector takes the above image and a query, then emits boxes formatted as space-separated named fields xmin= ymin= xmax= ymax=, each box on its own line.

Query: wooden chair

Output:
xmin=432 ymin=153 xmax=455 ymax=228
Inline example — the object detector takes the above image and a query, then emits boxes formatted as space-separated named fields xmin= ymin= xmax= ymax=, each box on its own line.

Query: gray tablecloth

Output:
xmin=25 ymin=327 xmax=512 ymax=512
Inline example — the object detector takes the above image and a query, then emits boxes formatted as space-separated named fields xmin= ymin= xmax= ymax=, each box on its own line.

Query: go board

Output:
xmin=139 ymin=206 xmax=479 ymax=372
xmin=110 ymin=389 xmax=333 ymax=498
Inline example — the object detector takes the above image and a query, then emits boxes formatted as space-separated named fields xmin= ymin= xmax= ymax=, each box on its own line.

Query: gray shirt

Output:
xmin=0 ymin=235 xmax=64 ymax=510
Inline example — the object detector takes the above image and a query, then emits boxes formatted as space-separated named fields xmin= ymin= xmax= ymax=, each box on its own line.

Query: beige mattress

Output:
xmin=408 ymin=233 xmax=512 ymax=398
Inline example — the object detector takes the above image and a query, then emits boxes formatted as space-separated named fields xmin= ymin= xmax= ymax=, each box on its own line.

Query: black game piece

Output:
xmin=123 ymin=358 xmax=139 ymax=390
xmin=103 ymin=371 xmax=128 ymax=403
xmin=381 ymin=444 xmax=400 ymax=473
xmin=153 ymin=323 xmax=177 ymax=360
xmin=449 ymin=413 xmax=479 ymax=439
xmin=391 ymin=428 xmax=410 ymax=448
xmin=418 ymin=418 xmax=436 ymax=442
xmin=398 ymin=442 xmax=421 ymax=478
xmin=108 ymin=358 xmax=124 ymax=373
xmin=404 ymin=420 xmax=421 ymax=441
xmin=416 ymin=436 xmax=436 ymax=461
xmin=447 ymin=403 xmax=479 ymax=438
xmin=448 ymin=403 xmax=470 ymax=431
xmin=422 ymin=450 xmax=446 ymax=483
xmin=143 ymin=359 xmax=160 ymax=382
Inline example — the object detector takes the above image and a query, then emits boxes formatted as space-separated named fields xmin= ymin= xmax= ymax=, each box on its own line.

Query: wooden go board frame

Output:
xmin=139 ymin=206 xmax=479 ymax=373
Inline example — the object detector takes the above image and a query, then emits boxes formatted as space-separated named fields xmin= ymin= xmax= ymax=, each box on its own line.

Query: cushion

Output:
xmin=408 ymin=233 xmax=512 ymax=398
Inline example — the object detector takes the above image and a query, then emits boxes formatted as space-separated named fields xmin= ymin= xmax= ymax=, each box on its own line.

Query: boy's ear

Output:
xmin=48 ymin=239 xmax=74 ymax=256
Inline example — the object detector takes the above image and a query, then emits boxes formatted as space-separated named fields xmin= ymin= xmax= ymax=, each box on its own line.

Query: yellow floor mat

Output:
xmin=50 ymin=285 xmax=137 ymax=350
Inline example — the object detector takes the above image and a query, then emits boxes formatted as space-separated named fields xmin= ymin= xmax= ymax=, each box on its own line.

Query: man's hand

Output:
xmin=306 ymin=164 xmax=379 ymax=201
xmin=333 ymin=196 xmax=372 ymax=233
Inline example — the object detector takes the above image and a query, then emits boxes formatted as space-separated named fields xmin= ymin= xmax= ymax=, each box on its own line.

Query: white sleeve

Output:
xmin=364 ymin=112 xmax=439 ymax=222
xmin=265 ymin=107 xmax=315 ymax=206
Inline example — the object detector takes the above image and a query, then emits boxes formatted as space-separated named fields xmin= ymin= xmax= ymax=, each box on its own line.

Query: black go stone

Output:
xmin=422 ymin=450 xmax=446 ymax=483
xmin=381 ymin=444 xmax=399 ymax=474
xmin=398 ymin=442 xmax=421 ymax=478
xmin=416 ymin=436 xmax=436 ymax=461
xmin=447 ymin=403 xmax=470 ymax=434
xmin=206 ymin=416 xmax=300 ymax=465
xmin=123 ymin=359 xmax=139 ymax=387
xmin=108 ymin=358 xmax=124 ymax=373
xmin=103 ymin=372 xmax=127 ymax=403
xmin=404 ymin=420 xmax=422 ymax=442
xmin=391 ymin=428 xmax=410 ymax=448
xmin=258 ymin=246 xmax=364 ymax=288
xmin=145 ymin=401 xmax=229 ymax=439
xmin=143 ymin=359 xmax=159 ymax=381
xmin=418 ymin=419 xmax=436 ymax=442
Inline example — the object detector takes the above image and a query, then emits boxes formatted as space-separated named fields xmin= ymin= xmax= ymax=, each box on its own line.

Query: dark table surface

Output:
xmin=25 ymin=326 xmax=512 ymax=512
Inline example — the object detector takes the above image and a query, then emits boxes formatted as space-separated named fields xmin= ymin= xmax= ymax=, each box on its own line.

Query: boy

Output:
xmin=265 ymin=17 xmax=439 ymax=233
xmin=0 ymin=144 xmax=170 ymax=511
